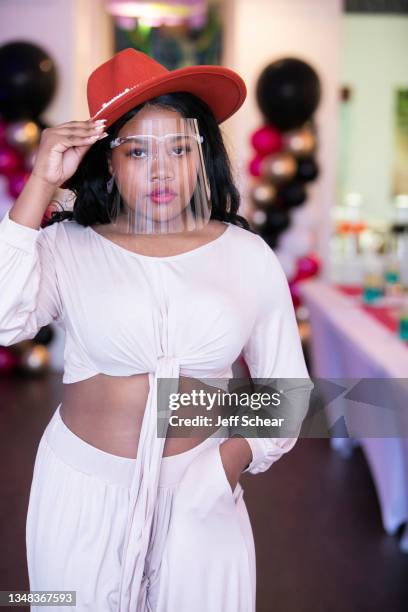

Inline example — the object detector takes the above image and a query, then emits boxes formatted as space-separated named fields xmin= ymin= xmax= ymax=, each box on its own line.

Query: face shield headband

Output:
xmin=105 ymin=117 xmax=212 ymax=235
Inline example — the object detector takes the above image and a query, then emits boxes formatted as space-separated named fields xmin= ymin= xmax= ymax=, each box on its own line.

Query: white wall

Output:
xmin=72 ymin=0 xmax=114 ymax=120
xmin=221 ymin=0 xmax=343 ymax=278
xmin=340 ymin=15 xmax=408 ymax=222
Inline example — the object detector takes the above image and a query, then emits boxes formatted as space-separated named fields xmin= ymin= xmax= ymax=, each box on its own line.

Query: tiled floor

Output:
xmin=1 ymin=373 xmax=407 ymax=612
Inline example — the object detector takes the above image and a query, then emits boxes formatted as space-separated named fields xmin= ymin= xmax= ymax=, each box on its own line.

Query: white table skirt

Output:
xmin=299 ymin=280 xmax=408 ymax=551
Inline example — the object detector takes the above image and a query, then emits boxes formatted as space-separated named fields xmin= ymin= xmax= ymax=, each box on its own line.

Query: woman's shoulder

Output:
xmin=227 ymin=222 xmax=268 ymax=259
xmin=226 ymin=222 xmax=286 ymax=284
xmin=39 ymin=217 xmax=88 ymax=254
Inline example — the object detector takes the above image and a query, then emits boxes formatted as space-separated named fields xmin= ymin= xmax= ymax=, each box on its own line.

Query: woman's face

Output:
xmin=108 ymin=106 xmax=202 ymax=229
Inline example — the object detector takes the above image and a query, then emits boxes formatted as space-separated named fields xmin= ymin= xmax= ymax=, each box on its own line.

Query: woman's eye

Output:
xmin=172 ymin=146 xmax=191 ymax=156
xmin=127 ymin=148 xmax=147 ymax=159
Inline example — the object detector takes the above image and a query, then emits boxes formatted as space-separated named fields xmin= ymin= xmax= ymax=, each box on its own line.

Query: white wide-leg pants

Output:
xmin=26 ymin=403 xmax=256 ymax=611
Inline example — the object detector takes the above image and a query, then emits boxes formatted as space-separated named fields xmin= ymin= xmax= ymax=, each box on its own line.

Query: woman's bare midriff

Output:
xmin=60 ymin=373 xmax=226 ymax=459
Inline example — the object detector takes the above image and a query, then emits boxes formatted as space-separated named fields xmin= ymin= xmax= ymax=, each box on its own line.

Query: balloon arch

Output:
xmin=247 ymin=57 xmax=322 ymax=310
xmin=0 ymin=41 xmax=58 ymax=376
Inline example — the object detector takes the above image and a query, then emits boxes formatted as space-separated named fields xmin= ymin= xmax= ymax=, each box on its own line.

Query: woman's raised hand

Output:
xmin=31 ymin=119 xmax=108 ymax=188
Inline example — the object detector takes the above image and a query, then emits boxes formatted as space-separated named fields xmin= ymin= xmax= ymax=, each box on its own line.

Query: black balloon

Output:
xmin=33 ymin=325 xmax=54 ymax=346
xmin=258 ymin=205 xmax=291 ymax=248
xmin=279 ymin=180 xmax=307 ymax=208
xmin=0 ymin=42 xmax=57 ymax=120
xmin=256 ymin=58 xmax=321 ymax=131
xmin=36 ymin=117 xmax=51 ymax=130
xmin=262 ymin=233 xmax=279 ymax=250
xmin=261 ymin=207 xmax=291 ymax=235
xmin=296 ymin=157 xmax=319 ymax=182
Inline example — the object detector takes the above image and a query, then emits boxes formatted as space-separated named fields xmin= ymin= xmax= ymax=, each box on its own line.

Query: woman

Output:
xmin=0 ymin=49 xmax=311 ymax=611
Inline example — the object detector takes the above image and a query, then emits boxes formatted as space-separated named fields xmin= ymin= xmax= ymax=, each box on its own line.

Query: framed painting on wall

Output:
xmin=113 ymin=2 xmax=222 ymax=69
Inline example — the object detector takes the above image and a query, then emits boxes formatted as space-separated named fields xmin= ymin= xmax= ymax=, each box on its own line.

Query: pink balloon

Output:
xmin=251 ymin=125 xmax=283 ymax=156
xmin=288 ymin=281 xmax=301 ymax=308
xmin=0 ymin=144 xmax=23 ymax=177
xmin=8 ymin=170 xmax=29 ymax=199
xmin=295 ymin=253 xmax=320 ymax=281
xmin=248 ymin=155 xmax=263 ymax=177
xmin=0 ymin=346 xmax=19 ymax=375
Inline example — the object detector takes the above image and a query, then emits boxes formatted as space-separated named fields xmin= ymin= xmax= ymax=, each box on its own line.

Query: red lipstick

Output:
xmin=149 ymin=188 xmax=177 ymax=204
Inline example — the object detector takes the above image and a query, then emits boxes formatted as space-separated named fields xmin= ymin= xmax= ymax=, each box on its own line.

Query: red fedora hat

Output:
xmin=87 ymin=48 xmax=247 ymax=127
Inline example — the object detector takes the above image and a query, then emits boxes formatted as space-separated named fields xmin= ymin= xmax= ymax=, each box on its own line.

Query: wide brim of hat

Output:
xmin=90 ymin=64 xmax=247 ymax=127
xmin=60 ymin=65 xmax=246 ymax=189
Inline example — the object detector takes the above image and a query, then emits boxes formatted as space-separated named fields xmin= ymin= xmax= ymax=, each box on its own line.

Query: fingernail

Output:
xmin=98 ymin=132 xmax=109 ymax=139
xmin=94 ymin=119 xmax=107 ymax=125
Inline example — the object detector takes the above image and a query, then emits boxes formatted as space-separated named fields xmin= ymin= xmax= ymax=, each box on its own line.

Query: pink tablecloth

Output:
xmin=336 ymin=285 xmax=406 ymax=342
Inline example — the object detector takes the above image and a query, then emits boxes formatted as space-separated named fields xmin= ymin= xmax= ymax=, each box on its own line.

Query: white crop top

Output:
xmin=0 ymin=209 xmax=311 ymax=476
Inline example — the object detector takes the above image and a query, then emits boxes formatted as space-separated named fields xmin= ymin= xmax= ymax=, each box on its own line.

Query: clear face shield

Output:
xmin=106 ymin=117 xmax=212 ymax=234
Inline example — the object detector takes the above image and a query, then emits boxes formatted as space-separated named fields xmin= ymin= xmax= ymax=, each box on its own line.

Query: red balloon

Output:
xmin=41 ymin=202 xmax=59 ymax=226
xmin=0 ymin=144 xmax=23 ymax=176
xmin=251 ymin=125 xmax=283 ymax=156
xmin=8 ymin=170 xmax=29 ymax=198
xmin=0 ymin=346 xmax=19 ymax=375
xmin=295 ymin=253 xmax=320 ymax=281
xmin=0 ymin=120 xmax=7 ymax=143
xmin=248 ymin=155 xmax=263 ymax=177
xmin=289 ymin=281 xmax=302 ymax=308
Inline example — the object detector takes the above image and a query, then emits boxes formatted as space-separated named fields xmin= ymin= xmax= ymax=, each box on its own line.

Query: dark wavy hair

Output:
xmin=46 ymin=91 xmax=251 ymax=231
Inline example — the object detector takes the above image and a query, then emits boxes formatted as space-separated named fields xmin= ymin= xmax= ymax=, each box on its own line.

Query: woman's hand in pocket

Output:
xmin=219 ymin=437 xmax=253 ymax=492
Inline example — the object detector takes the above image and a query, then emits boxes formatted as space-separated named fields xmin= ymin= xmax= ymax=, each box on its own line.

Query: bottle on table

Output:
xmin=362 ymin=252 xmax=384 ymax=304
xmin=398 ymin=295 xmax=408 ymax=341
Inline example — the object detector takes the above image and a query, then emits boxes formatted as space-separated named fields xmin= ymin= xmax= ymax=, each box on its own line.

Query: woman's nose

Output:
xmin=150 ymin=155 xmax=174 ymax=178
xmin=149 ymin=149 xmax=175 ymax=180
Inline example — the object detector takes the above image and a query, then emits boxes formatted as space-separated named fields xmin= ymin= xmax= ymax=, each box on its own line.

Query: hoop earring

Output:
xmin=107 ymin=174 xmax=115 ymax=194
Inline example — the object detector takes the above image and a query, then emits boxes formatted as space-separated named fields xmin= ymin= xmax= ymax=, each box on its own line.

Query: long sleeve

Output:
xmin=238 ymin=239 xmax=313 ymax=475
xmin=0 ymin=209 xmax=64 ymax=346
